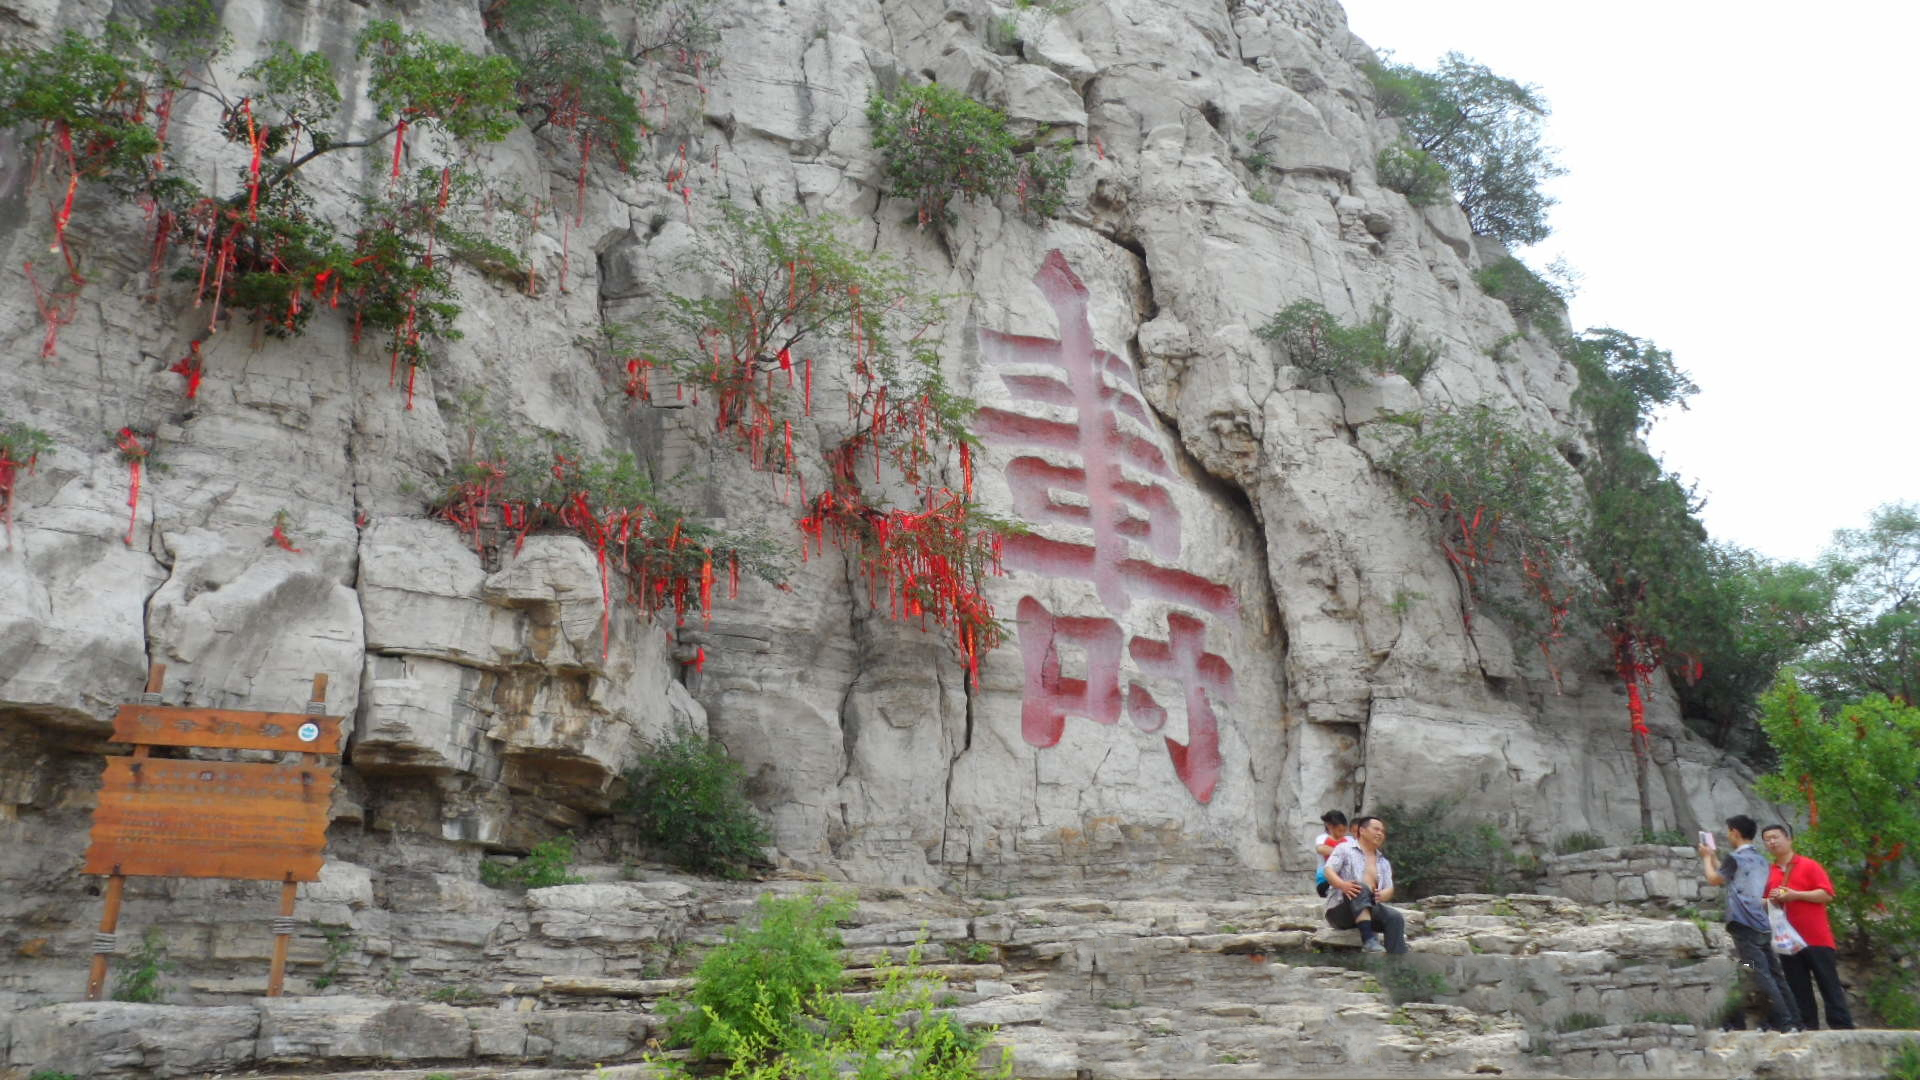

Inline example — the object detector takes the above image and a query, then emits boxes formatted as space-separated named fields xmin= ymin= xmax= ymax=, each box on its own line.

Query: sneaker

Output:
xmin=1361 ymin=939 xmax=1386 ymax=953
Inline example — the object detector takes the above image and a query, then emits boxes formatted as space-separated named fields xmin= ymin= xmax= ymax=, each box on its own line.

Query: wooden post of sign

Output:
xmin=87 ymin=663 xmax=166 ymax=1000
xmin=265 ymin=672 xmax=328 ymax=997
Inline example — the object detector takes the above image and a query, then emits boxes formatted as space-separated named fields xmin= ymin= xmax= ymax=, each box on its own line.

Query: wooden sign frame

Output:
xmin=83 ymin=665 xmax=340 ymax=1000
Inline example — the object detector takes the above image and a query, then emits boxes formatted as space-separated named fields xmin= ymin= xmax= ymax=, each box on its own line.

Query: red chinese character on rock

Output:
xmin=1017 ymin=595 xmax=1126 ymax=742
xmin=977 ymin=253 xmax=1236 ymax=620
xmin=981 ymin=252 xmax=1239 ymax=804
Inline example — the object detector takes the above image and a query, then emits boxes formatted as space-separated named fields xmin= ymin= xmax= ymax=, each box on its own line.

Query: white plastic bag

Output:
xmin=1769 ymin=903 xmax=1807 ymax=955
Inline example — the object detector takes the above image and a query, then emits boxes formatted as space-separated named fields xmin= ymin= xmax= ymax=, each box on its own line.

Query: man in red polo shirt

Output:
xmin=1762 ymin=823 xmax=1855 ymax=1029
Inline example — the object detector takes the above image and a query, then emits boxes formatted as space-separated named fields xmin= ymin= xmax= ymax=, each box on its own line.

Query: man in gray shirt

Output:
xmin=1699 ymin=813 xmax=1802 ymax=1031
xmin=1324 ymin=815 xmax=1407 ymax=953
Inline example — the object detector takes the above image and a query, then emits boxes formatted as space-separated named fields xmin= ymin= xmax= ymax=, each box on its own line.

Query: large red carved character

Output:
xmin=980 ymin=251 xmax=1237 ymax=803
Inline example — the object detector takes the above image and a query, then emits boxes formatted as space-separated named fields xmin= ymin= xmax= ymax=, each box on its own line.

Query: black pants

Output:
xmin=1727 ymin=922 xmax=1801 ymax=1030
xmin=1325 ymin=887 xmax=1407 ymax=954
xmin=1781 ymin=945 xmax=1854 ymax=1029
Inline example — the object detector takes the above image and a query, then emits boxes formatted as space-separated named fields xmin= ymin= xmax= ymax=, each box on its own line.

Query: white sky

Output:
xmin=1341 ymin=1 xmax=1920 ymax=564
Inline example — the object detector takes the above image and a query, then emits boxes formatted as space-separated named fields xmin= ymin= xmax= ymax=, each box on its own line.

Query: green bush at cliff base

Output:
xmin=666 ymin=891 xmax=853 ymax=1060
xmin=621 ymin=724 xmax=770 ymax=877
xmin=480 ymin=834 xmax=584 ymax=890
xmin=1373 ymin=800 xmax=1516 ymax=899
xmin=657 ymin=940 xmax=1010 ymax=1079
xmin=1553 ymin=831 xmax=1607 ymax=855
xmin=113 ymin=928 xmax=171 ymax=1003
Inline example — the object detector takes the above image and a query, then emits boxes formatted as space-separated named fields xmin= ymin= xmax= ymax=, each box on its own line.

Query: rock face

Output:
xmin=0 ymin=0 xmax=1777 ymax=986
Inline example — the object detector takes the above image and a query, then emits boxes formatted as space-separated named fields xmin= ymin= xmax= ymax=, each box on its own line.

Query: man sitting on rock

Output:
xmin=1762 ymin=823 xmax=1855 ymax=1029
xmin=1700 ymin=814 xmax=1802 ymax=1032
xmin=1323 ymin=814 xmax=1407 ymax=953
xmin=1313 ymin=809 xmax=1350 ymax=898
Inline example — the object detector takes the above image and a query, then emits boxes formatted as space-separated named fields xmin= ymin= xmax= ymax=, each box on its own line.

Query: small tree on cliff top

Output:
xmin=1366 ymin=52 xmax=1564 ymax=245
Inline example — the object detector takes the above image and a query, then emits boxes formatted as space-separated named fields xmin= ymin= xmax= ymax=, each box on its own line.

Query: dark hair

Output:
xmin=1351 ymin=815 xmax=1380 ymax=832
xmin=1726 ymin=814 xmax=1758 ymax=842
xmin=1320 ymin=809 xmax=1349 ymax=827
xmin=1761 ymin=823 xmax=1793 ymax=839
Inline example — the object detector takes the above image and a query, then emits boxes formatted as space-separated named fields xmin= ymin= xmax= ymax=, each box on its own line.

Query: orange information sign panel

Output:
xmin=112 ymin=704 xmax=343 ymax=754
xmin=83 ymin=758 xmax=333 ymax=881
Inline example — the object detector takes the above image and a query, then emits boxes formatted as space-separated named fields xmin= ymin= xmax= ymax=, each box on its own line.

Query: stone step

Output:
xmin=10 ymin=880 xmax=1897 ymax=1080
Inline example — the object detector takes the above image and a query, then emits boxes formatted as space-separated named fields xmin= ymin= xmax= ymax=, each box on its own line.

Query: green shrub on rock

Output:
xmin=668 ymin=890 xmax=854 ymax=1060
xmin=1376 ymin=142 xmax=1450 ymax=206
xmin=1475 ymin=256 xmax=1567 ymax=332
xmin=1256 ymin=301 xmax=1438 ymax=388
xmin=868 ymin=82 xmax=1072 ymax=224
xmin=622 ymin=724 xmax=770 ymax=877
xmin=480 ymin=834 xmax=584 ymax=890
xmin=660 ymin=933 xmax=1010 ymax=1079
xmin=1374 ymin=800 xmax=1516 ymax=898
xmin=1553 ymin=831 xmax=1607 ymax=855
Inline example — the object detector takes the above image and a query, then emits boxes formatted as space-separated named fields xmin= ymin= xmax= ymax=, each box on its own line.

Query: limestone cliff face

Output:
xmin=0 ymin=0 xmax=1759 ymax=923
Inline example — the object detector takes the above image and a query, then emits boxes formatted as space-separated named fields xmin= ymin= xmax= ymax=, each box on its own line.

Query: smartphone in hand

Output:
xmin=1698 ymin=830 xmax=1716 ymax=851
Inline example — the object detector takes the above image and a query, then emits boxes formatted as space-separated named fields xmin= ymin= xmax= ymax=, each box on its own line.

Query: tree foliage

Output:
xmin=434 ymin=395 xmax=784 ymax=636
xmin=484 ymin=0 xmax=647 ymax=163
xmin=619 ymin=204 xmax=1018 ymax=681
xmin=1756 ymin=677 xmax=1920 ymax=961
xmin=0 ymin=2 xmax=529 ymax=365
xmin=1569 ymin=329 xmax=1698 ymax=437
xmin=1384 ymin=404 xmax=1585 ymax=643
xmin=1671 ymin=545 xmax=1833 ymax=752
xmin=357 ymin=20 xmax=521 ymax=141
xmin=1807 ymin=503 xmax=1920 ymax=707
xmin=1365 ymin=52 xmax=1564 ymax=245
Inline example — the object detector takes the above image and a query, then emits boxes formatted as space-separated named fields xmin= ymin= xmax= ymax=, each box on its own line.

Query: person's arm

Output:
xmin=1325 ymin=847 xmax=1362 ymax=898
xmin=1314 ymin=834 xmax=1337 ymax=858
xmin=1700 ymin=846 xmax=1726 ymax=886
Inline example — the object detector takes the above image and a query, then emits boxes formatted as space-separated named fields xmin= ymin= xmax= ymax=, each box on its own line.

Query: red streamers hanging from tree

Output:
xmin=170 ymin=340 xmax=206 ymax=398
xmin=114 ymin=428 xmax=149 ymax=548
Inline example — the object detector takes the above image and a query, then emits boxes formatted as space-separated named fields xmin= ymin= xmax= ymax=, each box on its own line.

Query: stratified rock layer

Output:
xmin=0 ymin=870 xmax=1904 ymax=1079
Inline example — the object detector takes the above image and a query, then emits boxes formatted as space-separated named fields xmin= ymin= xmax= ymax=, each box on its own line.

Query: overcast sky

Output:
xmin=1341 ymin=1 xmax=1919 ymax=564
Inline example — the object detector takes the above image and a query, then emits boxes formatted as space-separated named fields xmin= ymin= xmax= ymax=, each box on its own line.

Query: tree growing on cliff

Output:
xmin=1804 ymin=503 xmax=1920 ymax=708
xmin=1756 ymin=675 xmax=1920 ymax=1023
xmin=611 ymin=204 xmax=1020 ymax=683
xmin=0 ymin=2 xmax=526 ymax=374
xmin=1365 ymin=52 xmax=1564 ymax=245
xmin=868 ymin=82 xmax=1074 ymax=226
